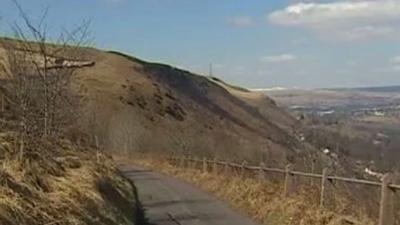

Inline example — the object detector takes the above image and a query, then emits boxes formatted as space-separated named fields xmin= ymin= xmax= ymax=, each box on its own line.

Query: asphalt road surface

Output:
xmin=119 ymin=164 xmax=261 ymax=225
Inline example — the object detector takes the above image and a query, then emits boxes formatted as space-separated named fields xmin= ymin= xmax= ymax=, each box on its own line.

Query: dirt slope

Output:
xmin=68 ymin=49 xmax=306 ymax=165
xmin=208 ymin=77 xmax=297 ymax=131
xmin=0 ymin=40 xmax=305 ymax=166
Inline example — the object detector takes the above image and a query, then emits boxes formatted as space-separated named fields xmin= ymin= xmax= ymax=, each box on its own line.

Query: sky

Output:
xmin=1 ymin=0 xmax=400 ymax=89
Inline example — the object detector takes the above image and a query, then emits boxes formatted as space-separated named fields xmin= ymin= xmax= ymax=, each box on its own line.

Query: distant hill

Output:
xmin=330 ymin=85 xmax=400 ymax=93
xmin=263 ymin=86 xmax=400 ymax=108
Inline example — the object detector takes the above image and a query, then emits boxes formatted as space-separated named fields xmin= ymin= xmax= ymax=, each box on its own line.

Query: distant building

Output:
xmin=317 ymin=110 xmax=335 ymax=117
xmin=373 ymin=111 xmax=385 ymax=116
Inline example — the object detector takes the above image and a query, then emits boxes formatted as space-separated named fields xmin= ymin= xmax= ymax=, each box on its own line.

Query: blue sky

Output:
xmin=1 ymin=0 xmax=400 ymax=89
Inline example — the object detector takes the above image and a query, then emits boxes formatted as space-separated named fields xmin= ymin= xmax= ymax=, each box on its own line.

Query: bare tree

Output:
xmin=0 ymin=1 xmax=92 ymax=159
xmin=12 ymin=0 xmax=91 ymax=135
xmin=0 ymin=40 xmax=34 ymax=159
xmin=106 ymin=109 xmax=146 ymax=154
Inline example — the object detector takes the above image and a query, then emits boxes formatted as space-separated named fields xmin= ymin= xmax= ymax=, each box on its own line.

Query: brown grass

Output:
xmin=125 ymin=155 xmax=374 ymax=225
xmin=0 ymin=134 xmax=139 ymax=225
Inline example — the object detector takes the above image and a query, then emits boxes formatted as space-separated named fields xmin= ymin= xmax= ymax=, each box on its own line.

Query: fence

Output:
xmin=168 ymin=156 xmax=400 ymax=225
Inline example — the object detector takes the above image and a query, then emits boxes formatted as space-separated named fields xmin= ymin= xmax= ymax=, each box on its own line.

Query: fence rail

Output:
xmin=168 ymin=156 xmax=399 ymax=225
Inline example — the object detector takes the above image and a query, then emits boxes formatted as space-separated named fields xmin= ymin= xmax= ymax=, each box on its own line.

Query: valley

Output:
xmin=264 ymin=87 xmax=400 ymax=171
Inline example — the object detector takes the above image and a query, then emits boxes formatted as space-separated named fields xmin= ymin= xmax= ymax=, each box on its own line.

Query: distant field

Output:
xmin=263 ymin=87 xmax=400 ymax=108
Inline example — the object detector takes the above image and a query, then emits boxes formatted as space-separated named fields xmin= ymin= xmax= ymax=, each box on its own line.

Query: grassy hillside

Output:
xmin=65 ymin=48 xmax=309 ymax=167
xmin=0 ymin=133 xmax=142 ymax=225
xmin=0 ymin=38 xmax=143 ymax=225
xmin=0 ymin=38 xmax=314 ymax=169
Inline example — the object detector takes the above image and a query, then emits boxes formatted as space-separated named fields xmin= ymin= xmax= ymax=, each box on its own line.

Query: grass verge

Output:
xmin=125 ymin=155 xmax=374 ymax=225
xmin=0 ymin=134 xmax=142 ymax=225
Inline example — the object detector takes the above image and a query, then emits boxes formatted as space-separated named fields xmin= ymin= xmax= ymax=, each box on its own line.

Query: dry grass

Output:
xmin=0 ymin=134 xmax=139 ymax=225
xmin=125 ymin=155 xmax=375 ymax=225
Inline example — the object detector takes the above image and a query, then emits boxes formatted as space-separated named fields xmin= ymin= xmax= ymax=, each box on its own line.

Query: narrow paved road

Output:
xmin=119 ymin=164 xmax=261 ymax=225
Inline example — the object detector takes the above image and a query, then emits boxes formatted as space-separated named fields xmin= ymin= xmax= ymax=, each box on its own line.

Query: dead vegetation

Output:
xmin=0 ymin=0 xmax=93 ymax=163
xmin=0 ymin=134 xmax=140 ymax=225
xmin=0 ymin=2 xmax=141 ymax=225
xmin=52 ymin=47 xmax=306 ymax=167
xmin=126 ymin=155 xmax=375 ymax=225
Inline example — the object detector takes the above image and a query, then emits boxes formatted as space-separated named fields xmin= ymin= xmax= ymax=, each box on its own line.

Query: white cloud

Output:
xmin=268 ymin=0 xmax=400 ymax=41
xmin=227 ymin=16 xmax=254 ymax=27
xmin=259 ymin=54 xmax=297 ymax=63
xmin=390 ymin=56 xmax=400 ymax=64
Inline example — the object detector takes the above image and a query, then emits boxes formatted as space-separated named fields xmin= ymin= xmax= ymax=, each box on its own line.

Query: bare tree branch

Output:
xmin=0 ymin=1 xmax=92 ymax=159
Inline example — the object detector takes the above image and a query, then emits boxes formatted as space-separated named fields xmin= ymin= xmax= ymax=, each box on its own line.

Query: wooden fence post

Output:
xmin=378 ymin=173 xmax=395 ymax=225
xmin=202 ymin=157 xmax=207 ymax=173
xmin=240 ymin=161 xmax=247 ymax=178
xmin=320 ymin=168 xmax=329 ymax=209
xmin=283 ymin=164 xmax=293 ymax=197
xmin=213 ymin=158 xmax=218 ymax=174
xmin=311 ymin=159 xmax=316 ymax=186
xmin=258 ymin=162 xmax=265 ymax=183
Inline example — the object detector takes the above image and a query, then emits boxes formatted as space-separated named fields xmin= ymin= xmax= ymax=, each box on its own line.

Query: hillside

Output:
xmin=0 ymin=37 xmax=316 ymax=168
xmin=55 ymin=48 xmax=305 ymax=166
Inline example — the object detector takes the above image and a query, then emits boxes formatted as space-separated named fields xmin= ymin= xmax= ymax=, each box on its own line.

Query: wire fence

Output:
xmin=168 ymin=156 xmax=400 ymax=225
